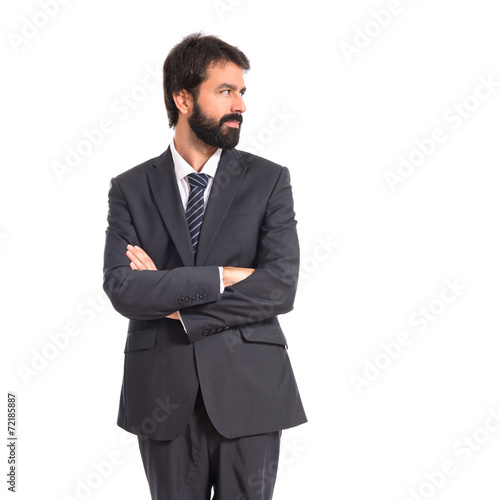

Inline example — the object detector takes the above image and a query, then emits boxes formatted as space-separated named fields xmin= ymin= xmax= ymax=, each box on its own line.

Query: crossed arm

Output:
xmin=104 ymin=166 xmax=298 ymax=342
xmin=125 ymin=244 xmax=255 ymax=320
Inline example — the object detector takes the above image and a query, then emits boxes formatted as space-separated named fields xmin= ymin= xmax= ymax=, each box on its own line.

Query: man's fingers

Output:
xmin=222 ymin=267 xmax=256 ymax=287
xmin=126 ymin=244 xmax=158 ymax=271
xmin=126 ymin=249 xmax=146 ymax=270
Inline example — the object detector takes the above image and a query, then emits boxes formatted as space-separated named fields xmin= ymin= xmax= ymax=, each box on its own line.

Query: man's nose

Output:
xmin=231 ymin=94 xmax=246 ymax=114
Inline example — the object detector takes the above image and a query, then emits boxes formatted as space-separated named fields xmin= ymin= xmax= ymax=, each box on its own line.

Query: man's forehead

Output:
xmin=203 ymin=61 xmax=246 ymax=86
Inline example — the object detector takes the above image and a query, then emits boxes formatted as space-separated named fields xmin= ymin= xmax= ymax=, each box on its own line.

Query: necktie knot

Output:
xmin=187 ymin=173 xmax=210 ymax=190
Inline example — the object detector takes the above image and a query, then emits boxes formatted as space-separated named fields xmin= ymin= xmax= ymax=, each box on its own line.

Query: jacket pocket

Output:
xmin=239 ymin=317 xmax=288 ymax=347
xmin=124 ymin=326 xmax=159 ymax=352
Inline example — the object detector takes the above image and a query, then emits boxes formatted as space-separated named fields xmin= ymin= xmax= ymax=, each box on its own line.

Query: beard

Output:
xmin=188 ymin=97 xmax=243 ymax=150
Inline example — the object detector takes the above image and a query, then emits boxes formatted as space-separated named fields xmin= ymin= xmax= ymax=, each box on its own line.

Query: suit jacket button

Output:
xmin=191 ymin=295 xmax=197 ymax=300
xmin=178 ymin=298 xmax=184 ymax=304
xmin=199 ymin=293 xmax=207 ymax=299
xmin=202 ymin=330 xmax=209 ymax=336
xmin=184 ymin=296 xmax=190 ymax=302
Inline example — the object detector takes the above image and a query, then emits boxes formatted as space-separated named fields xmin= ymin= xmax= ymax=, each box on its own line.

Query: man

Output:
xmin=103 ymin=33 xmax=306 ymax=500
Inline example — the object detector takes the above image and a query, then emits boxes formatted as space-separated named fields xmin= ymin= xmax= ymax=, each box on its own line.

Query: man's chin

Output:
xmin=208 ymin=134 xmax=241 ymax=150
xmin=190 ymin=125 xmax=240 ymax=150
xmin=222 ymin=130 xmax=241 ymax=149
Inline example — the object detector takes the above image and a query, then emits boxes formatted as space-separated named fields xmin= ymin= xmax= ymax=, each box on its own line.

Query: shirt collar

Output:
xmin=170 ymin=139 xmax=222 ymax=181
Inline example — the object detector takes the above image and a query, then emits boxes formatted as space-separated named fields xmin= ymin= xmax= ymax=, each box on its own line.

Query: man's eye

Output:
xmin=220 ymin=89 xmax=245 ymax=96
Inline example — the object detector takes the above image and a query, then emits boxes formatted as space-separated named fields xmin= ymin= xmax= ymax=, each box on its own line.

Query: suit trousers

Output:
xmin=137 ymin=388 xmax=281 ymax=500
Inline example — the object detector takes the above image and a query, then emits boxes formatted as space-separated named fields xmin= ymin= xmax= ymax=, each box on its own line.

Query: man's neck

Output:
xmin=173 ymin=127 xmax=217 ymax=173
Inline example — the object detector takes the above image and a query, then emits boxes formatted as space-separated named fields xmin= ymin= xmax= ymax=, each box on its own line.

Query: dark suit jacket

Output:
xmin=103 ymin=145 xmax=307 ymax=440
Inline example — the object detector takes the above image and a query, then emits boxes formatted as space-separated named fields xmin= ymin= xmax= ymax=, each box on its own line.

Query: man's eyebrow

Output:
xmin=215 ymin=83 xmax=247 ymax=92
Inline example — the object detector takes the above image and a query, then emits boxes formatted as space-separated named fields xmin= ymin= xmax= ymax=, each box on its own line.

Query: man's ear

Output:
xmin=173 ymin=89 xmax=192 ymax=117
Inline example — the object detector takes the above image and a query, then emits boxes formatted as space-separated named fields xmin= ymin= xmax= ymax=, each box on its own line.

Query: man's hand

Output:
xmin=126 ymin=244 xmax=178 ymax=320
xmin=126 ymin=244 xmax=158 ymax=270
xmin=223 ymin=267 xmax=255 ymax=288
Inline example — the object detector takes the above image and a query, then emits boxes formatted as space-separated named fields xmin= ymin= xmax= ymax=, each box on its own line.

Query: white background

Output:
xmin=2 ymin=0 xmax=500 ymax=499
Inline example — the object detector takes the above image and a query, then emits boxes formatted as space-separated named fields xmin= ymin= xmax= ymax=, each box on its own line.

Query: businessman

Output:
xmin=103 ymin=33 xmax=306 ymax=500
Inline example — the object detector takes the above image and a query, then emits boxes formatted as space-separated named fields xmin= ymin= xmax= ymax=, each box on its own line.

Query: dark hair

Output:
xmin=163 ymin=33 xmax=250 ymax=128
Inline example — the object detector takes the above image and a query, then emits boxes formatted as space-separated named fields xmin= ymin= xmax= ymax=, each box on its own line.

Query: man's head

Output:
xmin=163 ymin=33 xmax=250 ymax=149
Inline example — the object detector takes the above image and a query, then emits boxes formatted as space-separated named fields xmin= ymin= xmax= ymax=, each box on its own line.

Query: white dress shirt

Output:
xmin=170 ymin=139 xmax=222 ymax=209
xmin=170 ymin=139 xmax=225 ymax=329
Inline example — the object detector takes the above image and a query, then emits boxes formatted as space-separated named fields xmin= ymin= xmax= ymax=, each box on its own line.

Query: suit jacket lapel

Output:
xmin=196 ymin=148 xmax=249 ymax=266
xmin=147 ymin=146 xmax=195 ymax=267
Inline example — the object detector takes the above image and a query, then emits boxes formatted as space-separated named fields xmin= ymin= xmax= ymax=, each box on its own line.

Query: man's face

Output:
xmin=188 ymin=61 xmax=246 ymax=149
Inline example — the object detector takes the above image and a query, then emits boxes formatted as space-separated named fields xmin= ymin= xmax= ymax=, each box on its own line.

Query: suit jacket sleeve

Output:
xmin=103 ymin=176 xmax=221 ymax=320
xmin=180 ymin=166 xmax=300 ymax=342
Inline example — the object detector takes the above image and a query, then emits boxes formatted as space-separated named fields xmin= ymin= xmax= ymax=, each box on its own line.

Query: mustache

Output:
xmin=220 ymin=113 xmax=243 ymax=126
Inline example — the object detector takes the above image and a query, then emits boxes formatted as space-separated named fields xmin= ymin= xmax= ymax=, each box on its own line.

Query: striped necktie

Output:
xmin=185 ymin=173 xmax=210 ymax=255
